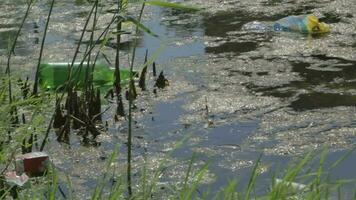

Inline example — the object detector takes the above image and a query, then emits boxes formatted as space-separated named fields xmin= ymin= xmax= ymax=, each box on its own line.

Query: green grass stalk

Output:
xmin=47 ymin=164 xmax=58 ymax=200
xmin=91 ymin=145 xmax=120 ymax=200
xmin=6 ymin=0 xmax=35 ymax=103
xmin=32 ymin=0 xmax=55 ymax=96
xmin=244 ymin=154 xmax=262 ymax=200
xmin=127 ymin=1 xmax=147 ymax=197
xmin=85 ymin=0 xmax=99 ymax=100
xmin=114 ymin=0 xmax=125 ymax=117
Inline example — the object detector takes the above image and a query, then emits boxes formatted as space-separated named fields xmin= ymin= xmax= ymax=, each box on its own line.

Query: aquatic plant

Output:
xmin=1 ymin=0 xmax=201 ymax=199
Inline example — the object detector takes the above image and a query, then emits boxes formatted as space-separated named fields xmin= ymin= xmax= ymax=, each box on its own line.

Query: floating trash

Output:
xmin=275 ymin=178 xmax=307 ymax=191
xmin=15 ymin=152 xmax=50 ymax=177
xmin=242 ymin=15 xmax=330 ymax=34
xmin=273 ymin=15 xmax=330 ymax=34
xmin=5 ymin=171 xmax=30 ymax=188
xmin=39 ymin=62 xmax=135 ymax=90
xmin=242 ymin=21 xmax=271 ymax=32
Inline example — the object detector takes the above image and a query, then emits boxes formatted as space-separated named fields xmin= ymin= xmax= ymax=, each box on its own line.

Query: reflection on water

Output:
xmin=136 ymin=6 xmax=204 ymax=62
xmin=0 ymin=30 xmax=17 ymax=50
xmin=291 ymin=92 xmax=356 ymax=111
xmin=202 ymin=10 xmax=276 ymax=56
xmin=205 ymin=41 xmax=258 ymax=55
xmin=245 ymin=55 xmax=356 ymax=110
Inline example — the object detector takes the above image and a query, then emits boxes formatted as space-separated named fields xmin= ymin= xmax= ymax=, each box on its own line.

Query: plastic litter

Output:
xmin=4 ymin=171 xmax=29 ymax=187
xmin=15 ymin=152 xmax=50 ymax=177
xmin=273 ymin=15 xmax=330 ymax=34
xmin=242 ymin=21 xmax=271 ymax=32
xmin=275 ymin=178 xmax=307 ymax=191
xmin=39 ymin=62 xmax=135 ymax=90
xmin=242 ymin=15 xmax=330 ymax=34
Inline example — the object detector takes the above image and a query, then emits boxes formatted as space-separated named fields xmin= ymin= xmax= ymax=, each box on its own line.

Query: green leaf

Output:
xmin=145 ymin=0 xmax=201 ymax=11
xmin=124 ymin=16 xmax=159 ymax=38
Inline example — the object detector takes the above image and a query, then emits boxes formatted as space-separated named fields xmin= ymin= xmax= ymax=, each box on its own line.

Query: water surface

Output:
xmin=1 ymin=0 xmax=356 ymax=198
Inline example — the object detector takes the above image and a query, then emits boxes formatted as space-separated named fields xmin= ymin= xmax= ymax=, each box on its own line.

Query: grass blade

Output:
xmin=33 ymin=0 xmax=55 ymax=95
xmin=124 ymin=16 xmax=159 ymax=38
xmin=244 ymin=154 xmax=262 ymax=200
xmin=145 ymin=0 xmax=201 ymax=11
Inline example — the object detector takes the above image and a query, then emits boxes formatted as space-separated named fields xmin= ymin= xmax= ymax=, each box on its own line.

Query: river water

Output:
xmin=1 ymin=0 xmax=356 ymax=198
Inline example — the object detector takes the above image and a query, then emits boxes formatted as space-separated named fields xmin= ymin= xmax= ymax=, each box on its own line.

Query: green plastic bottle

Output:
xmin=39 ymin=62 xmax=133 ymax=90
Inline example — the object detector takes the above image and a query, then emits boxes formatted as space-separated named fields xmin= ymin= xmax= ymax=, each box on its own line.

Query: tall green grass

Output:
xmin=3 ymin=146 xmax=353 ymax=199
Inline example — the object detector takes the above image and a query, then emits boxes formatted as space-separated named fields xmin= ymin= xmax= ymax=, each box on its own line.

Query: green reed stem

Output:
xmin=32 ymin=0 xmax=55 ymax=95
xmin=115 ymin=0 xmax=125 ymax=117
xmin=6 ymin=0 xmax=34 ymax=102
xmin=84 ymin=0 xmax=99 ymax=117
xmin=115 ymin=1 xmax=122 ymax=92
xmin=127 ymin=1 xmax=146 ymax=197
xmin=67 ymin=1 xmax=97 ymax=87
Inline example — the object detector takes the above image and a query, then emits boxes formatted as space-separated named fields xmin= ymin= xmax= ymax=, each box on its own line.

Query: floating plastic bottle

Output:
xmin=242 ymin=15 xmax=330 ymax=34
xmin=39 ymin=62 xmax=134 ymax=90
xmin=242 ymin=21 xmax=271 ymax=33
xmin=273 ymin=15 xmax=330 ymax=34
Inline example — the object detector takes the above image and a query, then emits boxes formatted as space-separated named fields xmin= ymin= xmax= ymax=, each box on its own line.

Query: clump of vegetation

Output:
xmin=1 ymin=0 xmax=200 ymax=198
